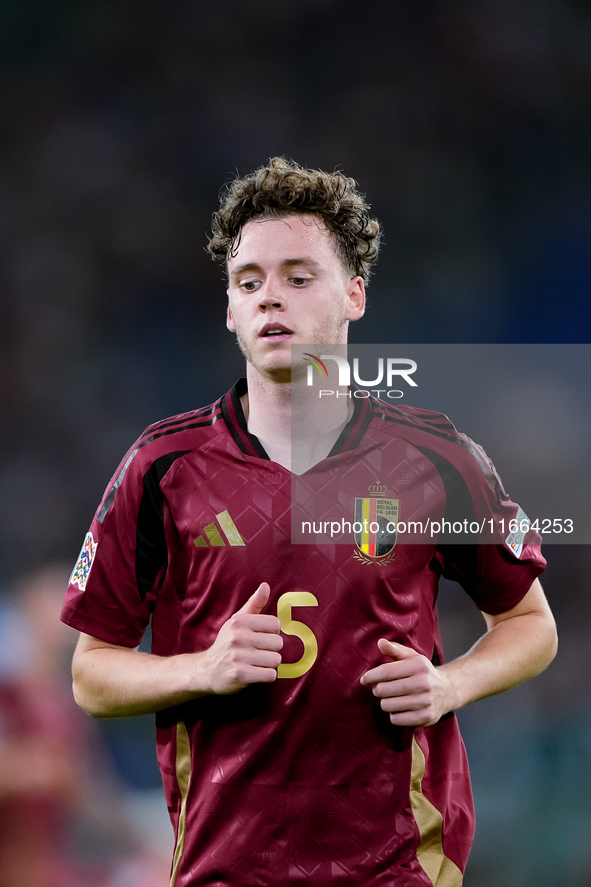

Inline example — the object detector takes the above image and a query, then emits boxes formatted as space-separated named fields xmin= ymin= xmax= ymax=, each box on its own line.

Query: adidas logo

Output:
xmin=194 ymin=510 xmax=245 ymax=548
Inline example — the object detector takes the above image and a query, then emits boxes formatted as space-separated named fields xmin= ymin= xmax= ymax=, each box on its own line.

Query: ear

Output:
xmin=345 ymin=276 xmax=366 ymax=322
xmin=226 ymin=300 xmax=236 ymax=332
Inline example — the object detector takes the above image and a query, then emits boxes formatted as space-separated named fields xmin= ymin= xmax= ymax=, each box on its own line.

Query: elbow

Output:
xmin=71 ymin=662 xmax=114 ymax=719
xmin=546 ymin=620 xmax=559 ymax=667
xmin=536 ymin=611 xmax=558 ymax=675
xmin=72 ymin=677 xmax=109 ymax=718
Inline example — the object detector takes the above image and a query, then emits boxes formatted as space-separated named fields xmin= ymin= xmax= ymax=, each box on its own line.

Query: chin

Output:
xmin=265 ymin=355 xmax=292 ymax=373
xmin=261 ymin=366 xmax=292 ymax=384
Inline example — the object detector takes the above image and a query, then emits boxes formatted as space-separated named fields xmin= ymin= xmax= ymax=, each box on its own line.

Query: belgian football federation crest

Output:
xmin=353 ymin=483 xmax=398 ymax=565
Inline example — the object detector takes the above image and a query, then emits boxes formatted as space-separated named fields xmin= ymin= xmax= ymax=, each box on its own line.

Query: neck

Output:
xmin=242 ymin=363 xmax=352 ymax=473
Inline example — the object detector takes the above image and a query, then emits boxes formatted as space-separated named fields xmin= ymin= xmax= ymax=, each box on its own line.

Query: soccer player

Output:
xmin=62 ymin=158 xmax=557 ymax=886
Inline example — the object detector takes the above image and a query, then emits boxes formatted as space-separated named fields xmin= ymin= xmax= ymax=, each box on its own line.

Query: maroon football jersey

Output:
xmin=62 ymin=380 xmax=545 ymax=887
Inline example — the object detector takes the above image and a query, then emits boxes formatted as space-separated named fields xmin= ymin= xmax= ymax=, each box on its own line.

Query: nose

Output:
xmin=257 ymin=277 xmax=285 ymax=312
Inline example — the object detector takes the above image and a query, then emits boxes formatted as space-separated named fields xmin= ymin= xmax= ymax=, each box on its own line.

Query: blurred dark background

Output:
xmin=0 ymin=1 xmax=589 ymax=884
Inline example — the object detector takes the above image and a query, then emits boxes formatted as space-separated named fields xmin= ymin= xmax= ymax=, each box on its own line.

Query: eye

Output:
xmin=291 ymin=277 xmax=309 ymax=287
xmin=240 ymin=280 xmax=260 ymax=292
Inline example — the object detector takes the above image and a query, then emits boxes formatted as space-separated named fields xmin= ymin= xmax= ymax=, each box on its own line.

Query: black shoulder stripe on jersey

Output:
xmin=222 ymin=379 xmax=270 ymax=459
xmin=97 ymin=415 xmax=221 ymax=523
xmin=138 ymin=401 xmax=221 ymax=442
xmin=374 ymin=411 xmax=460 ymax=444
xmin=97 ymin=447 xmax=140 ymax=524
xmin=139 ymin=414 xmax=222 ymax=449
xmin=417 ymin=444 xmax=479 ymax=596
xmin=416 ymin=447 xmax=478 ymax=599
xmin=374 ymin=404 xmax=456 ymax=434
xmin=376 ymin=411 xmax=505 ymax=508
xmin=415 ymin=445 xmax=477 ymax=545
xmin=374 ymin=400 xmax=451 ymax=420
xmin=136 ymin=450 xmax=191 ymax=602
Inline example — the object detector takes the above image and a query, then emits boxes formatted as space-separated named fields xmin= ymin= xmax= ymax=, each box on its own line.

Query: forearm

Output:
xmin=72 ymin=643 xmax=208 ymax=718
xmin=361 ymin=579 xmax=557 ymax=727
xmin=72 ymin=583 xmax=283 ymax=718
xmin=439 ymin=603 xmax=558 ymax=713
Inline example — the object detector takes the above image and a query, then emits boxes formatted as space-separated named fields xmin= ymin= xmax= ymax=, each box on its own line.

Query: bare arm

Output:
xmin=72 ymin=582 xmax=283 ymax=718
xmin=360 ymin=578 xmax=557 ymax=726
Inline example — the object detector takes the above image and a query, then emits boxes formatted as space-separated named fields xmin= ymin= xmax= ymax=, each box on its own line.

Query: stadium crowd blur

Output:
xmin=0 ymin=563 xmax=172 ymax=886
xmin=0 ymin=2 xmax=590 ymax=885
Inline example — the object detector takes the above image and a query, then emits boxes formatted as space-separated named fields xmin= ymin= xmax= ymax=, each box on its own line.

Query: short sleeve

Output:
xmin=428 ymin=432 xmax=547 ymax=614
xmin=61 ymin=440 xmax=159 ymax=647
xmin=433 ymin=542 xmax=546 ymax=614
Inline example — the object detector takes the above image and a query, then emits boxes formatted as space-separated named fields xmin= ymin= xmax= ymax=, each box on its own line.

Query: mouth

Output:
xmin=259 ymin=323 xmax=295 ymax=341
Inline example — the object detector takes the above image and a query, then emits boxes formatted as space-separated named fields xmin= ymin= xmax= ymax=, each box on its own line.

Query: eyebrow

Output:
xmin=230 ymin=258 xmax=322 ymax=278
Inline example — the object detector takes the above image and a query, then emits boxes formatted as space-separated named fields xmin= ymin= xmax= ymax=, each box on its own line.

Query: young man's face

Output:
xmin=226 ymin=214 xmax=365 ymax=381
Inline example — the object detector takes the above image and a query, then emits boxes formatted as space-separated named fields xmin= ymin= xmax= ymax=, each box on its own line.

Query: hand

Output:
xmin=199 ymin=583 xmax=283 ymax=695
xmin=360 ymin=639 xmax=453 ymax=727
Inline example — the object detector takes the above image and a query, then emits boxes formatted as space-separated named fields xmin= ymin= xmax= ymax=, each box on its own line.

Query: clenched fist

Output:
xmin=199 ymin=582 xmax=283 ymax=695
xmin=360 ymin=638 xmax=453 ymax=727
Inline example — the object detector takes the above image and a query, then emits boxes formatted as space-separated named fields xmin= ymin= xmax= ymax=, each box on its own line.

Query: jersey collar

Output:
xmin=221 ymin=379 xmax=374 ymax=460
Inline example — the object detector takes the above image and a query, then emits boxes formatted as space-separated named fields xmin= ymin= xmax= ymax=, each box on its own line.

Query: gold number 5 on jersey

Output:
xmin=276 ymin=592 xmax=319 ymax=679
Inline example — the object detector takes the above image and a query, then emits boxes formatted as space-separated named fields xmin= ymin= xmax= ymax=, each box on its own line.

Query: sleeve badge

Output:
xmin=70 ymin=532 xmax=98 ymax=591
xmin=504 ymin=506 xmax=529 ymax=559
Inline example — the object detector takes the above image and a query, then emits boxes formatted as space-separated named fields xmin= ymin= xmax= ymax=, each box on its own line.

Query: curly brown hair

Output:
xmin=207 ymin=157 xmax=381 ymax=282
